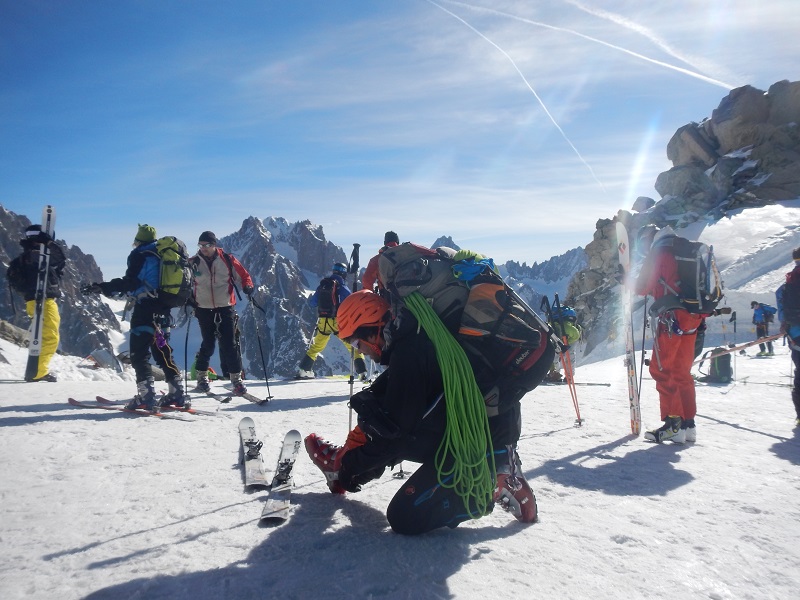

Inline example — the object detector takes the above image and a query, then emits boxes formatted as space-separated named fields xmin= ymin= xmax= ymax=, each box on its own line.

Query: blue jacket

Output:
xmin=100 ymin=242 xmax=159 ymax=303
xmin=752 ymin=303 xmax=776 ymax=325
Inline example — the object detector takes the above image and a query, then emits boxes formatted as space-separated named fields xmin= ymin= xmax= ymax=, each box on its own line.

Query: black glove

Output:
xmin=81 ymin=283 xmax=103 ymax=295
xmin=338 ymin=463 xmax=385 ymax=493
xmin=243 ymin=286 xmax=254 ymax=296
xmin=349 ymin=389 xmax=401 ymax=440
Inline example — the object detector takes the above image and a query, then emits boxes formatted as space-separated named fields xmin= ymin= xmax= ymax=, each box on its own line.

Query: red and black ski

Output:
xmin=67 ymin=398 xmax=192 ymax=421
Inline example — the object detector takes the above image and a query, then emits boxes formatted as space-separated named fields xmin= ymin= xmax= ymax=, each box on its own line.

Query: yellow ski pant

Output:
xmin=26 ymin=298 xmax=61 ymax=379
xmin=304 ymin=317 xmax=364 ymax=362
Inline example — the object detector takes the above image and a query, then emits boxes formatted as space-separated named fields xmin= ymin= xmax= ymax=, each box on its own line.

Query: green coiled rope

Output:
xmin=404 ymin=291 xmax=495 ymax=518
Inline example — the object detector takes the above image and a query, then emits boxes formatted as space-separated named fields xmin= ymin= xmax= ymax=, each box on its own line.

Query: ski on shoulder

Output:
xmin=24 ymin=205 xmax=56 ymax=382
xmin=260 ymin=429 xmax=302 ymax=523
xmin=238 ymin=417 xmax=270 ymax=488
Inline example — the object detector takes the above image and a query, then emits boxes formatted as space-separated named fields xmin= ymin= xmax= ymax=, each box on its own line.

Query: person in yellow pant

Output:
xmin=7 ymin=225 xmax=66 ymax=382
xmin=296 ymin=263 xmax=369 ymax=380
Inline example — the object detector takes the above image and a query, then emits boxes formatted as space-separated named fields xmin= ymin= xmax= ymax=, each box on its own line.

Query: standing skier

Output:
xmin=775 ymin=246 xmax=800 ymax=426
xmin=304 ymin=290 xmax=537 ymax=534
xmin=750 ymin=301 xmax=777 ymax=356
xmin=361 ymin=230 xmax=400 ymax=294
xmin=6 ymin=225 xmax=66 ymax=382
xmin=82 ymin=224 xmax=186 ymax=411
xmin=189 ymin=231 xmax=254 ymax=396
xmin=295 ymin=262 xmax=368 ymax=380
xmin=635 ymin=226 xmax=702 ymax=444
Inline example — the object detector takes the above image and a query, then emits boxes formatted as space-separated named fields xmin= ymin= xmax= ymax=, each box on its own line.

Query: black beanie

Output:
xmin=23 ymin=224 xmax=50 ymax=245
xmin=384 ymin=231 xmax=399 ymax=245
xmin=199 ymin=231 xmax=218 ymax=245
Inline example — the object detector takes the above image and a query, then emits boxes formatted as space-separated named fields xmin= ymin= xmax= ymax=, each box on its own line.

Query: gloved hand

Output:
xmin=175 ymin=305 xmax=194 ymax=328
xmin=338 ymin=463 xmax=385 ymax=493
xmin=243 ymin=286 xmax=254 ymax=296
xmin=81 ymin=283 xmax=103 ymax=295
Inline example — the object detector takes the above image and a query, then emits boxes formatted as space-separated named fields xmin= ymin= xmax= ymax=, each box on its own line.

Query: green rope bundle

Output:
xmin=404 ymin=291 xmax=495 ymax=518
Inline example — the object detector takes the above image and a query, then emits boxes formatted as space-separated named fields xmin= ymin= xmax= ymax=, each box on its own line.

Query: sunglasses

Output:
xmin=198 ymin=242 xmax=216 ymax=248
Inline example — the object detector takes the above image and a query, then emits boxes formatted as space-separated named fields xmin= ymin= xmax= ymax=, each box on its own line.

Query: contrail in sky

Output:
xmin=425 ymin=0 xmax=607 ymax=191
xmin=561 ymin=0 xmax=735 ymax=85
xmin=441 ymin=0 xmax=734 ymax=90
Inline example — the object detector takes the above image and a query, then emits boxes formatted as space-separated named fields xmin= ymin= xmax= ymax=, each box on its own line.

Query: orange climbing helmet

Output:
xmin=337 ymin=290 xmax=391 ymax=340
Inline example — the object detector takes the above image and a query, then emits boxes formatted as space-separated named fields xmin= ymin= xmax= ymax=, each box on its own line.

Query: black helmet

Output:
xmin=332 ymin=262 xmax=347 ymax=275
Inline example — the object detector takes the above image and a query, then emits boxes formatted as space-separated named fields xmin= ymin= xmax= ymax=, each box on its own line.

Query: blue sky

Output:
xmin=1 ymin=0 xmax=798 ymax=277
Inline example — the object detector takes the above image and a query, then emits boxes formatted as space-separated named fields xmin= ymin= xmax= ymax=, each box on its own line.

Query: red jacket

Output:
xmin=635 ymin=243 xmax=680 ymax=301
xmin=361 ymin=242 xmax=398 ymax=291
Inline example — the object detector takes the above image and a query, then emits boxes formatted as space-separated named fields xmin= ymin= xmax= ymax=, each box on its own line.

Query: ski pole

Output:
xmin=554 ymin=294 xmax=581 ymax=425
xmin=248 ymin=296 xmax=273 ymax=400
xmin=347 ymin=242 xmax=361 ymax=430
xmin=183 ymin=305 xmax=192 ymax=392
xmin=7 ymin=284 xmax=16 ymax=316
xmin=638 ymin=297 xmax=648 ymax=396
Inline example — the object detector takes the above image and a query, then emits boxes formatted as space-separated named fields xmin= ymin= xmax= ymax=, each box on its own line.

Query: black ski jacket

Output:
xmin=342 ymin=308 xmax=446 ymax=483
xmin=7 ymin=241 xmax=66 ymax=301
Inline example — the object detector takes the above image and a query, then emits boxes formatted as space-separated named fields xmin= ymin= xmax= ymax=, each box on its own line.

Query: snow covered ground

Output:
xmin=1 ymin=334 xmax=799 ymax=600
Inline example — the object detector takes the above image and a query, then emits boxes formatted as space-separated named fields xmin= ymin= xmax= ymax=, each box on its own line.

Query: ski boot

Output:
xmin=231 ymin=372 xmax=247 ymax=396
xmin=295 ymin=354 xmax=315 ymax=379
xmin=162 ymin=376 xmax=190 ymax=408
xmin=644 ymin=415 xmax=685 ymax=444
xmin=682 ymin=418 xmax=697 ymax=443
xmin=126 ymin=377 xmax=158 ymax=412
xmin=304 ymin=433 xmax=346 ymax=494
xmin=193 ymin=370 xmax=211 ymax=394
xmin=494 ymin=446 xmax=538 ymax=523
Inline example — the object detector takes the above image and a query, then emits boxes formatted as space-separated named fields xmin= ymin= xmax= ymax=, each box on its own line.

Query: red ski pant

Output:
xmin=650 ymin=311 xmax=703 ymax=421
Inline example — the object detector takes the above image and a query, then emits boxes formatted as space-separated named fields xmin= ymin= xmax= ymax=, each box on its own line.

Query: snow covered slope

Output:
xmin=1 ymin=333 xmax=799 ymax=599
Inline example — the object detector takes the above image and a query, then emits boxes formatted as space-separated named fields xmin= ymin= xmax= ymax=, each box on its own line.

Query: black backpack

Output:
xmin=378 ymin=243 xmax=561 ymax=416
xmin=698 ymin=347 xmax=732 ymax=384
xmin=316 ymin=277 xmax=339 ymax=318
xmin=662 ymin=236 xmax=723 ymax=315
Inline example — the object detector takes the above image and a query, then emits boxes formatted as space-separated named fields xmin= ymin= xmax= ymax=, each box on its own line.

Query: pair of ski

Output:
xmin=25 ymin=205 xmax=55 ymax=382
xmin=68 ymin=396 xmax=220 ymax=420
xmin=616 ymin=222 xmax=642 ymax=435
xmin=238 ymin=418 xmax=300 ymax=523
xmin=68 ymin=397 xmax=193 ymax=420
xmin=196 ymin=387 xmax=270 ymax=406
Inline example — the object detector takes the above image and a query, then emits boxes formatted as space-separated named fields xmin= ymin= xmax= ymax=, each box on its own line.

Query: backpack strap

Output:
xmin=221 ymin=251 xmax=242 ymax=301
